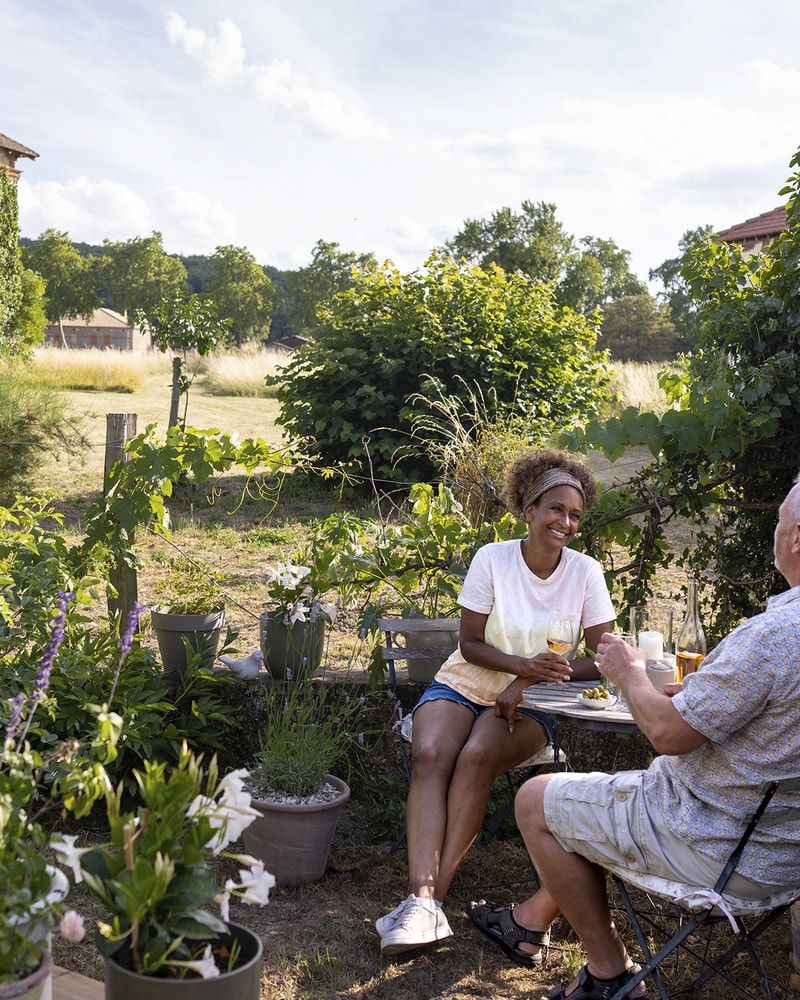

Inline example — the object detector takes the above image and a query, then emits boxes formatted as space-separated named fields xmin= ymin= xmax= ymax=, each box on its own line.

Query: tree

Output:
xmin=597 ymin=293 xmax=679 ymax=362
xmin=649 ymin=225 xmax=714 ymax=350
xmin=25 ymin=229 xmax=101 ymax=346
xmin=205 ymin=245 xmax=277 ymax=347
xmin=142 ymin=295 xmax=231 ymax=429
xmin=276 ymin=253 xmax=611 ymax=482
xmin=13 ymin=269 xmax=48 ymax=350
xmin=443 ymin=203 xmax=644 ymax=314
xmin=100 ymin=232 xmax=187 ymax=325
xmin=284 ymin=240 xmax=378 ymax=337
xmin=443 ymin=201 xmax=573 ymax=288
xmin=0 ymin=168 xmax=23 ymax=350
xmin=561 ymin=237 xmax=646 ymax=314
xmin=559 ymin=147 xmax=800 ymax=636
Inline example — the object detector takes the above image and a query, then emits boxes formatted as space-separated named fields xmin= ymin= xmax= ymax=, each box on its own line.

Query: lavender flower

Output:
xmin=4 ymin=693 xmax=25 ymax=745
xmin=32 ymin=591 xmax=73 ymax=705
xmin=108 ymin=601 xmax=145 ymax=706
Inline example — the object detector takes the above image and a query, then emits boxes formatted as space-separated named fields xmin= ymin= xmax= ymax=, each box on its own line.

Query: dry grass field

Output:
xmin=31 ymin=354 xmax=799 ymax=999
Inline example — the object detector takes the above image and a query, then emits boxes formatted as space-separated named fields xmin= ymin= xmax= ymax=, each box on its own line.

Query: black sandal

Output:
xmin=467 ymin=899 xmax=550 ymax=967
xmin=545 ymin=962 xmax=645 ymax=1000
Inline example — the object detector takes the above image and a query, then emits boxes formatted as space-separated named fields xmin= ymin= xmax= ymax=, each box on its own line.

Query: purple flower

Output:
xmin=5 ymin=692 xmax=25 ymax=744
xmin=119 ymin=602 xmax=145 ymax=659
xmin=32 ymin=591 xmax=73 ymax=704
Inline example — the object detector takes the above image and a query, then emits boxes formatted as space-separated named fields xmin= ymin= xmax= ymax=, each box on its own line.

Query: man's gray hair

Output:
xmin=788 ymin=472 xmax=800 ymax=522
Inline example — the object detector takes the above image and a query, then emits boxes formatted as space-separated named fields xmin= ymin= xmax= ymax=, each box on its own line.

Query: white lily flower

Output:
xmin=215 ymin=767 xmax=250 ymax=800
xmin=174 ymin=944 xmax=220 ymax=979
xmin=236 ymin=861 xmax=276 ymax=905
xmin=51 ymin=835 xmax=92 ymax=884
xmin=289 ymin=604 xmax=309 ymax=624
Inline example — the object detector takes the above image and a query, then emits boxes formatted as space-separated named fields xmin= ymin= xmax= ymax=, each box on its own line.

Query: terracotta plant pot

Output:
xmin=0 ymin=949 xmax=52 ymax=1000
xmin=103 ymin=923 xmax=262 ymax=999
xmin=151 ymin=608 xmax=225 ymax=679
xmin=242 ymin=774 xmax=350 ymax=885
xmin=259 ymin=611 xmax=324 ymax=681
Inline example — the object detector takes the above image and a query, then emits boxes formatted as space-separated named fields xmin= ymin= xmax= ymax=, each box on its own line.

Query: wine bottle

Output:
xmin=675 ymin=578 xmax=706 ymax=682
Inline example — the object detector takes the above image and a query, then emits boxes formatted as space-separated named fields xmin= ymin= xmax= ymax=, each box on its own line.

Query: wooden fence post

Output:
xmin=105 ymin=413 xmax=138 ymax=622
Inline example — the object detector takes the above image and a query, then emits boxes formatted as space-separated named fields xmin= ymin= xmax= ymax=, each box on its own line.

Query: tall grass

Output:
xmin=609 ymin=360 xmax=676 ymax=416
xmin=202 ymin=345 xmax=290 ymax=397
xmin=32 ymin=347 xmax=170 ymax=392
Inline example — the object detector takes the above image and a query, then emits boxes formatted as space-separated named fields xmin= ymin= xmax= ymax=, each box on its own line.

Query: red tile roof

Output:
xmin=0 ymin=132 xmax=39 ymax=160
xmin=715 ymin=206 xmax=787 ymax=244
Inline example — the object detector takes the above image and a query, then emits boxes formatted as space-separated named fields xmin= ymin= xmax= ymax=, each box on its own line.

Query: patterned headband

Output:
xmin=522 ymin=469 xmax=585 ymax=512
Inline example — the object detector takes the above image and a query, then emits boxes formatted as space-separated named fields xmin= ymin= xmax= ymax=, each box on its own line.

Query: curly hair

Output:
xmin=501 ymin=448 xmax=598 ymax=517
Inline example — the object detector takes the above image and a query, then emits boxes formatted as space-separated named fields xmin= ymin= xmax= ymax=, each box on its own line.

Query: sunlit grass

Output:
xmin=202 ymin=345 xmax=290 ymax=397
xmin=610 ymin=361 xmax=677 ymax=417
xmin=31 ymin=346 xmax=170 ymax=392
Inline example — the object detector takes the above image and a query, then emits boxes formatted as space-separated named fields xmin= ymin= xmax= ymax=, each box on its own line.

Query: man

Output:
xmin=471 ymin=476 xmax=800 ymax=1000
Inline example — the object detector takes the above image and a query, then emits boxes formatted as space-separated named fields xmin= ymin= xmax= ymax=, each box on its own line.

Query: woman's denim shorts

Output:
xmin=413 ymin=679 xmax=554 ymax=743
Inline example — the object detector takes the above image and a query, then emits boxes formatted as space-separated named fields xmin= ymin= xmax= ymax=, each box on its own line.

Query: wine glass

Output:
xmin=546 ymin=617 xmax=575 ymax=656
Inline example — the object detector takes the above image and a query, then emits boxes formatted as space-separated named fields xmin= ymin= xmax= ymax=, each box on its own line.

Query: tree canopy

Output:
xmin=101 ymin=232 xmax=188 ymax=324
xmin=205 ymin=244 xmax=278 ymax=347
xmin=561 ymin=147 xmax=800 ymax=635
xmin=276 ymin=252 xmax=611 ymax=482
xmin=25 ymin=229 xmax=101 ymax=341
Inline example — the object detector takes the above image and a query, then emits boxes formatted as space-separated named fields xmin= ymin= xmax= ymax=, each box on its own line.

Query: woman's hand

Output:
xmin=519 ymin=650 xmax=573 ymax=684
xmin=495 ymin=679 xmax=526 ymax=731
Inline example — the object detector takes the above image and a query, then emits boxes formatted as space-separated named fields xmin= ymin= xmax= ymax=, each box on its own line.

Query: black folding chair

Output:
xmin=603 ymin=775 xmax=800 ymax=1000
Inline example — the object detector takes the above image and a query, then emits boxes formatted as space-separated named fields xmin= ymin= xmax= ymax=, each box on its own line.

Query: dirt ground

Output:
xmin=52 ymin=715 xmax=800 ymax=1000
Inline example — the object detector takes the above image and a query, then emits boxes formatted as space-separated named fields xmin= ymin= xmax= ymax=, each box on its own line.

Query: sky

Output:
xmin=3 ymin=0 xmax=800 ymax=284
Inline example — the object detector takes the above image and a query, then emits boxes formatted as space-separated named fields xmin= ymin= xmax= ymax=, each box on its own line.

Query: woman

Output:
xmin=377 ymin=448 xmax=615 ymax=956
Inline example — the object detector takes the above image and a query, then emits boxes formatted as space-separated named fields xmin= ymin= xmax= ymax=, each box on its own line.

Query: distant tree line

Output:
xmin=11 ymin=201 xmax=711 ymax=360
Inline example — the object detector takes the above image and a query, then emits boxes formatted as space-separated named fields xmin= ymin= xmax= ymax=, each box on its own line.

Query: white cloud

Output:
xmin=745 ymin=59 xmax=800 ymax=93
xmin=18 ymin=177 xmax=152 ymax=242
xmin=165 ymin=13 xmax=246 ymax=84
xmin=164 ymin=13 xmax=388 ymax=142
xmin=153 ymin=185 xmax=242 ymax=253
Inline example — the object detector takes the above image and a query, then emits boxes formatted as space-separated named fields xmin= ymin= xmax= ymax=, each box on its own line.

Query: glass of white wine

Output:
xmin=546 ymin=617 xmax=575 ymax=656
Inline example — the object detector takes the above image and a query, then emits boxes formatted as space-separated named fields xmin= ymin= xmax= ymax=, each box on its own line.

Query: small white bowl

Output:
xmin=577 ymin=690 xmax=616 ymax=711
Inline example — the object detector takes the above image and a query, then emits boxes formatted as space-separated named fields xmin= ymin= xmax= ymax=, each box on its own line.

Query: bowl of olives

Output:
xmin=577 ymin=686 xmax=616 ymax=710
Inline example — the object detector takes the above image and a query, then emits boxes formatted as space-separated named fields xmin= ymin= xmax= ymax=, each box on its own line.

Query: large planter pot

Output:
xmin=403 ymin=626 xmax=460 ymax=683
xmin=242 ymin=774 xmax=349 ymax=885
xmin=151 ymin=608 xmax=225 ymax=679
xmin=259 ymin=611 xmax=325 ymax=681
xmin=104 ymin=923 xmax=262 ymax=1000
xmin=0 ymin=949 xmax=52 ymax=1000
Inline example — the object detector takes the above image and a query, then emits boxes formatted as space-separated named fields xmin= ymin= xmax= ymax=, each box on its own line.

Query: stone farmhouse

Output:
xmin=43 ymin=307 xmax=149 ymax=351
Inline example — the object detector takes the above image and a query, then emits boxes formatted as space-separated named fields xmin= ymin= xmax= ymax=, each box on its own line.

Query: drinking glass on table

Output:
xmin=603 ymin=631 xmax=637 ymax=707
xmin=546 ymin=617 xmax=576 ymax=657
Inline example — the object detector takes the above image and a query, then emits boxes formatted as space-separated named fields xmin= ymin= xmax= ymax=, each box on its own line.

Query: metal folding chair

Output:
xmin=603 ymin=775 xmax=800 ymax=1000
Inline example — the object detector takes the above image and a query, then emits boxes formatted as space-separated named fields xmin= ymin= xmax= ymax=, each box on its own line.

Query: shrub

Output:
xmin=275 ymin=253 xmax=612 ymax=482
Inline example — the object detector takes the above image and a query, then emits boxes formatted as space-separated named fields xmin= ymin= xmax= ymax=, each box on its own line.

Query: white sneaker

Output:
xmin=380 ymin=900 xmax=453 ymax=955
xmin=376 ymin=894 xmax=415 ymax=937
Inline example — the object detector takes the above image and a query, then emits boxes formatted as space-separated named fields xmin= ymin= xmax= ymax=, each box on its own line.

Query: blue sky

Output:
xmin=3 ymin=0 xmax=799 ymax=281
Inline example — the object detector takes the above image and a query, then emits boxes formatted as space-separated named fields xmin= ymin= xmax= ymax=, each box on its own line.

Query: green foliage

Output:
xmin=152 ymin=556 xmax=225 ymax=614
xmin=283 ymin=238 xmax=378 ymax=338
xmin=205 ymin=244 xmax=278 ymax=347
xmin=275 ymin=253 xmax=611 ymax=482
xmin=598 ymin=293 xmax=681 ymax=362
xmin=314 ymin=482 xmax=525 ymax=684
xmin=649 ymin=225 xmax=715 ymax=350
xmin=250 ymin=679 xmax=368 ymax=798
xmin=559 ymin=147 xmax=800 ymax=637
xmin=101 ymin=232 xmax=188 ymax=325
xmin=25 ymin=229 xmax=101 ymax=331
xmin=0 ymin=168 xmax=22 ymax=350
xmin=142 ymin=295 xmax=232 ymax=429
xmin=0 ymin=370 xmax=86 ymax=499
xmin=443 ymin=201 xmax=644 ymax=313
xmin=13 ymin=269 xmax=48 ymax=351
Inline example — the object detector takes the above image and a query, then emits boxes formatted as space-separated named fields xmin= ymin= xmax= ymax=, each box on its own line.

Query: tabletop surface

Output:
xmin=522 ymin=680 xmax=638 ymax=730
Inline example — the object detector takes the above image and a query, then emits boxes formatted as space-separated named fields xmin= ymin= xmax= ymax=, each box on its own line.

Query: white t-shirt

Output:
xmin=436 ymin=539 xmax=616 ymax=705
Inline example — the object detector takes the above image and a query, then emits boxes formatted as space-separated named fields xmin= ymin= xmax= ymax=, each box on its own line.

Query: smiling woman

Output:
xmin=376 ymin=446 xmax=616 ymax=957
